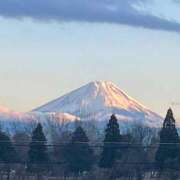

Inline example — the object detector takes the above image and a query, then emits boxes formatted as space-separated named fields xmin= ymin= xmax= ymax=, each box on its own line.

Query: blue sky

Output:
xmin=0 ymin=0 xmax=180 ymax=118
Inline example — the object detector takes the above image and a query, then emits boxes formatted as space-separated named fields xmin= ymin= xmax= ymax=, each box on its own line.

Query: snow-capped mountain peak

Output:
xmin=34 ymin=81 xmax=163 ymax=127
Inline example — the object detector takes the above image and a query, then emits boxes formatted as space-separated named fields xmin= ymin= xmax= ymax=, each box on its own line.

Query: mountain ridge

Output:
xmin=34 ymin=81 xmax=163 ymax=127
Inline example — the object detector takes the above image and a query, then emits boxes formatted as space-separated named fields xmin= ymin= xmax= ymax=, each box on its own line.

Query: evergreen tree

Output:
xmin=0 ymin=131 xmax=18 ymax=180
xmin=64 ymin=126 xmax=94 ymax=175
xmin=155 ymin=108 xmax=180 ymax=168
xmin=27 ymin=123 xmax=49 ymax=177
xmin=13 ymin=131 xmax=30 ymax=162
xmin=99 ymin=114 xmax=121 ymax=168
xmin=0 ymin=131 xmax=18 ymax=163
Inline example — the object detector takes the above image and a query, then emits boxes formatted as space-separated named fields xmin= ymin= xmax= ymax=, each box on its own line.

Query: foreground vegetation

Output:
xmin=0 ymin=108 xmax=180 ymax=180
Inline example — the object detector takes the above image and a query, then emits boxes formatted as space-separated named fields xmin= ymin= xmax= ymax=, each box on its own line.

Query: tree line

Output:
xmin=0 ymin=108 xmax=180 ymax=180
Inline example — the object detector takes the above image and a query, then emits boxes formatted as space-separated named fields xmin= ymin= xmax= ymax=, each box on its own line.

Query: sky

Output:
xmin=0 ymin=0 xmax=180 ymax=119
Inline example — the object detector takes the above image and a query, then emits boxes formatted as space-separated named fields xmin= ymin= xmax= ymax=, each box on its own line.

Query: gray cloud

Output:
xmin=0 ymin=0 xmax=180 ymax=32
xmin=173 ymin=0 xmax=180 ymax=3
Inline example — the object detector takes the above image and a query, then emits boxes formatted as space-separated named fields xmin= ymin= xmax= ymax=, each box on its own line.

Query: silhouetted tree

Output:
xmin=64 ymin=126 xmax=94 ymax=175
xmin=156 ymin=108 xmax=180 ymax=169
xmin=13 ymin=131 xmax=31 ymax=161
xmin=0 ymin=131 xmax=18 ymax=180
xmin=27 ymin=123 xmax=49 ymax=180
xmin=99 ymin=114 xmax=121 ymax=168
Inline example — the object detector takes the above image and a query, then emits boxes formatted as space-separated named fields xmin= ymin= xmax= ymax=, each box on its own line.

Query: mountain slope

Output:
xmin=0 ymin=105 xmax=11 ymax=113
xmin=34 ymin=81 xmax=163 ymax=127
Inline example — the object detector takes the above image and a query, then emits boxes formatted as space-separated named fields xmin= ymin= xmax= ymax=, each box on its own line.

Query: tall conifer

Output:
xmin=99 ymin=114 xmax=121 ymax=168
xmin=27 ymin=123 xmax=49 ymax=179
xmin=64 ymin=126 xmax=94 ymax=175
xmin=156 ymin=108 xmax=180 ymax=168
xmin=0 ymin=132 xmax=17 ymax=180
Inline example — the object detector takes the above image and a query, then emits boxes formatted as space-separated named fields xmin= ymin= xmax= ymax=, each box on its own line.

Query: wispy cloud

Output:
xmin=0 ymin=0 xmax=180 ymax=32
xmin=173 ymin=0 xmax=180 ymax=3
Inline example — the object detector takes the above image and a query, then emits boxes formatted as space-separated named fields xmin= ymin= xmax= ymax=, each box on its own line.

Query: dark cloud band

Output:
xmin=0 ymin=0 xmax=180 ymax=32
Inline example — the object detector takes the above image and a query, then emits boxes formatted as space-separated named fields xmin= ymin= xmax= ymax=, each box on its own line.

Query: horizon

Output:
xmin=0 ymin=0 xmax=180 ymax=119
xmin=1 ymin=80 xmax=179 ymax=120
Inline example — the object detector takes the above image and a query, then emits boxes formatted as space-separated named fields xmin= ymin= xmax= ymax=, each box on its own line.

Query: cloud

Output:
xmin=173 ymin=0 xmax=180 ymax=3
xmin=0 ymin=0 xmax=180 ymax=32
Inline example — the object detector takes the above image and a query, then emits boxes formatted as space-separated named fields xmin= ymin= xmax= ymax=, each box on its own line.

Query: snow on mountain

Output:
xmin=0 ymin=106 xmax=11 ymax=113
xmin=0 ymin=110 xmax=79 ymax=123
xmin=34 ymin=81 xmax=163 ymax=127
xmin=0 ymin=106 xmax=79 ymax=134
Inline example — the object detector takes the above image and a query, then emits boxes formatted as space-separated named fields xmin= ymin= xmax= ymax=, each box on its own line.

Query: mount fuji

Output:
xmin=34 ymin=81 xmax=163 ymax=127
